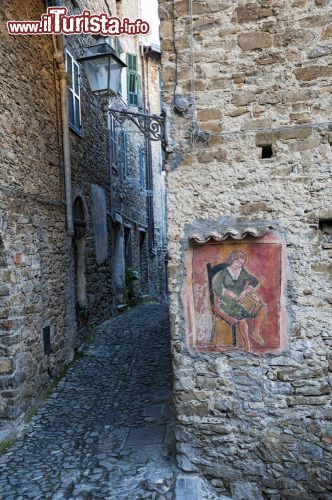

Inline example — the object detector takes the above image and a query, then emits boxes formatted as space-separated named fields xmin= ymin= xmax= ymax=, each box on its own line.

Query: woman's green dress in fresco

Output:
xmin=213 ymin=267 xmax=263 ymax=320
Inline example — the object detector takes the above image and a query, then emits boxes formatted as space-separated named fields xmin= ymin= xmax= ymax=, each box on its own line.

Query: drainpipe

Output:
xmin=140 ymin=45 xmax=155 ymax=255
xmin=53 ymin=34 xmax=74 ymax=236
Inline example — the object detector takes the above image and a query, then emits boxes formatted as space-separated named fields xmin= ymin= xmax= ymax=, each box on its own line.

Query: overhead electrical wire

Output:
xmin=169 ymin=3 xmax=332 ymax=144
xmin=188 ymin=0 xmax=197 ymax=149
xmin=172 ymin=0 xmax=179 ymax=104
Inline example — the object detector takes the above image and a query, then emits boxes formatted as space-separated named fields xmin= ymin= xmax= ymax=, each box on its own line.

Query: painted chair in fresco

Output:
xmin=207 ymin=262 xmax=238 ymax=348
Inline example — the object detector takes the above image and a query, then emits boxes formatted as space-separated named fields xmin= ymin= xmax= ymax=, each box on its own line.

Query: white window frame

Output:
xmin=65 ymin=49 xmax=81 ymax=133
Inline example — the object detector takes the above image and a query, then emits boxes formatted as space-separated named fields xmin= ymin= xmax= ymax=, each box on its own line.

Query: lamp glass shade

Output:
xmin=78 ymin=41 xmax=126 ymax=94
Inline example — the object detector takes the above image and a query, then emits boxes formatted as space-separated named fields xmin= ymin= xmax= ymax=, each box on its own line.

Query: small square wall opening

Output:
xmin=43 ymin=326 xmax=51 ymax=356
xmin=261 ymin=144 xmax=273 ymax=159
xmin=319 ymin=219 xmax=332 ymax=235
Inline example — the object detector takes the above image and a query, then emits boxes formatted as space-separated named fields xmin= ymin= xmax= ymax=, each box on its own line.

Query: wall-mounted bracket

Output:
xmin=108 ymin=108 xmax=166 ymax=147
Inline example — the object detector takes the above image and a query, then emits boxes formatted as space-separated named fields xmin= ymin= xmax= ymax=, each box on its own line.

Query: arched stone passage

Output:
xmin=73 ymin=197 xmax=87 ymax=315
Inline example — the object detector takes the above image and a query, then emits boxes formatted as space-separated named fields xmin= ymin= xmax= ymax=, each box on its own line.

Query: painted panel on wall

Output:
xmin=187 ymin=236 xmax=287 ymax=354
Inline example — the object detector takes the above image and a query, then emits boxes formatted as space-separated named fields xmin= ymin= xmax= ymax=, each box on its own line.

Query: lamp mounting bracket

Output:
xmin=108 ymin=108 xmax=166 ymax=146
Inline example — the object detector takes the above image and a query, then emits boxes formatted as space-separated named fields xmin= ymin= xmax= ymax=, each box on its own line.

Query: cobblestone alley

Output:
xmin=0 ymin=304 xmax=176 ymax=499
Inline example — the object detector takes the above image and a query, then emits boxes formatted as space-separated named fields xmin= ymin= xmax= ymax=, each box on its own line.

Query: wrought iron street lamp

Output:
xmin=77 ymin=40 xmax=126 ymax=95
xmin=78 ymin=40 xmax=166 ymax=145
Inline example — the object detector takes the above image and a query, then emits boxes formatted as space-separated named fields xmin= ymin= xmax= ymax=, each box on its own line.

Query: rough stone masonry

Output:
xmin=0 ymin=0 xmax=166 ymax=441
xmin=160 ymin=0 xmax=332 ymax=498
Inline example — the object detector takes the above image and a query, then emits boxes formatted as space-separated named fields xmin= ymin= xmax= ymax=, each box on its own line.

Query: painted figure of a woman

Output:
xmin=212 ymin=249 xmax=266 ymax=351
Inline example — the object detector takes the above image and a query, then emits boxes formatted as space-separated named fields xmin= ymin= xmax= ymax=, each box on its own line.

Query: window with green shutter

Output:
xmin=65 ymin=50 xmax=81 ymax=133
xmin=127 ymin=53 xmax=140 ymax=107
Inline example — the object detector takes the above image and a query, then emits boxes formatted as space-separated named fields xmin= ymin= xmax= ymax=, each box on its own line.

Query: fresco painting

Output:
xmin=190 ymin=240 xmax=285 ymax=354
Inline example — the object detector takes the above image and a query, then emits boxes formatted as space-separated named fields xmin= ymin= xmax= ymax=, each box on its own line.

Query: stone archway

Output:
xmin=73 ymin=196 xmax=88 ymax=325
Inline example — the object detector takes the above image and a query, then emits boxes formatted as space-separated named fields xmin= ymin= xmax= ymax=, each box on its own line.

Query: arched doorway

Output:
xmin=73 ymin=196 xmax=88 ymax=328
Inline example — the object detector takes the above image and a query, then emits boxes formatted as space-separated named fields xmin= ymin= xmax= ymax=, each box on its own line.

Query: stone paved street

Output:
xmin=0 ymin=304 xmax=176 ymax=499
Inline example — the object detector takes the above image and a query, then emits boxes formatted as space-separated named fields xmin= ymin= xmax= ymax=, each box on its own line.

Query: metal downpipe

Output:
xmin=53 ymin=34 xmax=74 ymax=236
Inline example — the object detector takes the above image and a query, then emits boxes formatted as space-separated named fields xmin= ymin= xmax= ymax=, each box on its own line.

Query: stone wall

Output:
xmin=0 ymin=0 xmax=166 ymax=438
xmin=109 ymin=0 xmax=167 ymax=304
xmin=0 ymin=0 xmax=74 ymax=439
xmin=160 ymin=0 xmax=332 ymax=497
xmin=144 ymin=48 xmax=168 ymax=301
xmin=64 ymin=0 xmax=115 ymax=323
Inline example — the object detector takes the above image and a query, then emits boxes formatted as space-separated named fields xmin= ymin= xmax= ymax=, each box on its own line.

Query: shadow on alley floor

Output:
xmin=0 ymin=304 xmax=176 ymax=499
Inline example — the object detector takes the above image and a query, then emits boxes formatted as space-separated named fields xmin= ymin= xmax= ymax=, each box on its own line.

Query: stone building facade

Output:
xmin=160 ymin=0 xmax=332 ymax=497
xmin=0 ymin=0 xmax=166 ymax=440
xmin=107 ymin=1 xmax=167 ymax=305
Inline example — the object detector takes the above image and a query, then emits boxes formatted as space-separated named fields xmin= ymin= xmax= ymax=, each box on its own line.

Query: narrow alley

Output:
xmin=0 ymin=304 xmax=175 ymax=499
